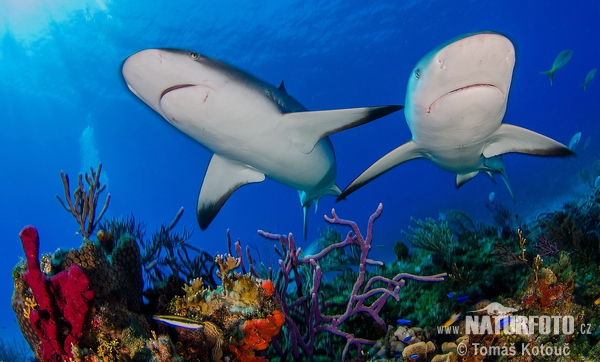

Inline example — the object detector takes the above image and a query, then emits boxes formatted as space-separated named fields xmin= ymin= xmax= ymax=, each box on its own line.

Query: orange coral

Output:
xmin=231 ymin=310 xmax=285 ymax=361
xmin=260 ymin=280 xmax=275 ymax=297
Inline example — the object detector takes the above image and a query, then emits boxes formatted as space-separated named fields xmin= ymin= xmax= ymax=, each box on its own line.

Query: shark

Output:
xmin=122 ymin=49 xmax=401 ymax=234
xmin=338 ymin=32 xmax=573 ymax=202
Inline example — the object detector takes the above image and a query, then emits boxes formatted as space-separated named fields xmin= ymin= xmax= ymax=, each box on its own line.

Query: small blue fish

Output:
xmin=488 ymin=191 xmax=495 ymax=202
xmin=447 ymin=292 xmax=454 ymax=299
xmin=397 ymin=319 xmax=412 ymax=325
xmin=568 ymin=132 xmax=581 ymax=151
xmin=410 ymin=354 xmax=420 ymax=359
xmin=498 ymin=316 xmax=512 ymax=328
xmin=403 ymin=336 xmax=412 ymax=342
xmin=456 ymin=296 xmax=470 ymax=303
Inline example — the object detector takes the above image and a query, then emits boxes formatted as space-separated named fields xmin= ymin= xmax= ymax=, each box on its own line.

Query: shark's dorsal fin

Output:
xmin=278 ymin=80 xmax=287 ymax=93
xmin=338 ymin=140 xmax=427 ymax=201
xmin=197 ymin=154 xmax=265 ymax=229
xmin=483 ymin=124 xmax=574 ymax=158
xmin=285 ymin=105 xmax=403 ymax=154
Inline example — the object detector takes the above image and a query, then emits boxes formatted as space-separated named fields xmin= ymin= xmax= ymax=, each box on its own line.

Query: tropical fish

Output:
xmin=594 ymin=296 xmax=600 ymax=305
xmin=455 ymin=296 xmax=470 ymax=303
xmin=540 ymin=49 xmax=573 ymax=86
xmin=441 ymin=313 xmax=462 ymax=327
xmin=584 ymin=137 xmax=591 ymax=151
xmin=122 ymin=49 xmax=401 ymax=236
xmin=338 ymin=32 xmax=573 ymax=202
xmin=488 ymin=191 xmax=495 ymax=202
xmin=153 ymin=315 xmax=204 ymax=329
xmin=581 ymin=69 xmax=597 ymax=91
xmin=397 ymin=319 xmax=412 ymax=325
xmin=569 ymin=132 xmax=581 ymax=151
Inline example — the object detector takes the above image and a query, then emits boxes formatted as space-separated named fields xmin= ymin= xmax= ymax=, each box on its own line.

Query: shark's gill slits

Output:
xmin=160 ymin=84 xmax=195 ymax=99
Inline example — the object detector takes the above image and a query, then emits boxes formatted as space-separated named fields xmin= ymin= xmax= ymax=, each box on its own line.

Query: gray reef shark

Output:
xmin=339 ymin=32 xmax=573 ymax=202
xmin=122 ymin=49 xmax=401 ymax=234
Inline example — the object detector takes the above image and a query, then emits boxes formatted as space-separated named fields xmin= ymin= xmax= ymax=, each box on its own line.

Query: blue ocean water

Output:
xmin=0 ymin=0 xmax=598 ymax=349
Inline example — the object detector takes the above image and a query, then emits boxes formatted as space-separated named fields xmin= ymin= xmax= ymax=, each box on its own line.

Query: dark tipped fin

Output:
xmin=197 ymin=154 xmax=265 ymax=229
xmin=278 ymin=80 xmax=287 ymax=93
xmin=338 ymin=141 xmax=426 ymax=201
xmin=483 ymin=124 xmax=574 ymax=159
xmin=286 ymin=105 xmax=404 ymax=154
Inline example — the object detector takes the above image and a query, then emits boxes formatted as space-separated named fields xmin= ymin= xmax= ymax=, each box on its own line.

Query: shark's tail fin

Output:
xmin=540 ymin=70 xmax=555 ymax=86
xmin=498 ymin=169 xmax=516 ymax=203
xmin=580 ymin=83 xmax=588 ymax=91
xmin=299 ymin=186 xmax=341 ymax=239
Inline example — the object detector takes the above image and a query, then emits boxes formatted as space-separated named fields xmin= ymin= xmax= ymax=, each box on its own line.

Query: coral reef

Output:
xmin=56 ymin=163 xmax=110 ymax=239
xmin=259 ymin=204 xmax=446 ymax=361
xmin=12 ymin=160 xmax=600 ymax=361
xmin=17 ymin=226 xmax=95 ymax=362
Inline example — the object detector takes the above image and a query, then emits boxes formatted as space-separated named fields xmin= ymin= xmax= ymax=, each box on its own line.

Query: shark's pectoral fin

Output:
xmin=285 ymin=105 xmax=403 ymax=154
xmin=338 ymin=140 xmax=427 ymax=201
xmin=456 ymin=171 xmax=479 ymax=188
xmin=197 ymin=154 xmax=266 ymax=229
xmin=483 ymin=124 xmax=574 ymax=158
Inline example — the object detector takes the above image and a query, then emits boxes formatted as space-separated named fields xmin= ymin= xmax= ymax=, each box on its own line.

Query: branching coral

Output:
xmin=56 ymin=163 xmax=110 ymax=239
xmin=99 ymin=208 xmax=217 ymax=289
xmin=403 ymin=216 xmax=455 ymax=267
xmin=259 ymin=203 xmax=446 ymax=361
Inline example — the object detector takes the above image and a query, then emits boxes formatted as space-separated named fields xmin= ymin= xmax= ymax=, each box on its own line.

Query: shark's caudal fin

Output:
xmin=457 ymin=156 xmax=516 ymax=202
xmin=197 ymin=154 xmax=266 ymax=229
xmin=299 ymin=186 xmax=341 ymax=239
xmin=540 ymin=70 xmax=555 ymax=86
xmin=498 ymin=169 xmax=516 ymax=203
xmin=483 ymin=124 xmax=574 ymax=158
xmin=338 ymin=140 xmax=427 ymax=201
xmin=285 ymin=105 xmax=403 ymax=154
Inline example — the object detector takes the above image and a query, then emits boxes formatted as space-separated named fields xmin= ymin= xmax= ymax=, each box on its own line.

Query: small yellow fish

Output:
xmin=441 ymin=313 xmax=462 ymax=327
xmin=581 ymin=69 xmax=597 ymax=91
xmin=540 ymin=49 xmax=573 ymax=86
xmin=153 ymin=315 xmax=204 ymax=329
xmin=594 ymin=296 xmax=600 ymax=305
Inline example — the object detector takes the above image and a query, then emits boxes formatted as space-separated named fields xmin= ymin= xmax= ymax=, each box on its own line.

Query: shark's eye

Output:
xmin=189 ymin=52 xmax=200 ymax=60
xmin=414 ymin=68 xmax=421 ymax=79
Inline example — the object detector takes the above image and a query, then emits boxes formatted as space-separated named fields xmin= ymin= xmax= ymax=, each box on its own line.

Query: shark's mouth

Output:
xmin=160 ymin=84 xmax=195 ymax=99
xmin=428 ymin=83 xmax=499 ymax=113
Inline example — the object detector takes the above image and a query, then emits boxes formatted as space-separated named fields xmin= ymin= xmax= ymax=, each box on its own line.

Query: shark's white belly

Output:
xmin=159 ymin=84 xmax=336 ymax=191
xmin=407 ymin=85 xmax=507 ymax=173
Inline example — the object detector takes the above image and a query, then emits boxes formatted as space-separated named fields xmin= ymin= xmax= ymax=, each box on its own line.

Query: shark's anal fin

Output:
xmin=483 ymin=124 xmax=574 ymax=158
xmin=286 ymin=105 xmax=403 ymax=154
xmin=197 ymin=154 xmax=266 ymax=229
xmin=338 ymin=140 xmax=427 ymax=201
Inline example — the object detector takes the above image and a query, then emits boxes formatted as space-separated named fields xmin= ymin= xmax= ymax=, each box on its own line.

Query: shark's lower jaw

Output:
xmin=428 ymin=84 xmax=499 ymax=113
